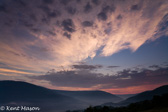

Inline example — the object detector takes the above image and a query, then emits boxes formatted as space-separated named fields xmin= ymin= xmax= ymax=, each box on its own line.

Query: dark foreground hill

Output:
xmin=82 ymin=93 xmax=168 ymax=112
xmin=121 ymin=85 xmax=168 ymax=104
xmin=0 ymin=80 xmax=122 ymax=112
xmin=102 ymin=85 xmax=168 ymax=107
xmin=0 ymin=80 xmax=86 ymax=112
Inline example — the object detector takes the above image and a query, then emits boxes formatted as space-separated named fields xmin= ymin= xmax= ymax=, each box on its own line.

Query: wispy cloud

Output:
xmin=30 ymin=65 xmax=168 ymax=93
xmin=0 ymin=68 xmax=34 ymax=75
xmin=0 ymin=0 xmax=167 ymax=73
xmin=72 ymin=64 xmax=103 ymax=70
xmin=108 ymin=66 xmax=120 ymax=69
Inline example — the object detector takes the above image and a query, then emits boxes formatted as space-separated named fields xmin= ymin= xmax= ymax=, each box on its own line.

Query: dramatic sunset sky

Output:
xmin=0 ymin=0 xmax=168 ymax=94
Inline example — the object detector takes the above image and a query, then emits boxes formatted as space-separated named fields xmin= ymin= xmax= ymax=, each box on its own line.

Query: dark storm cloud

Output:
xmin=22 ymin=21 xmax=34 ymax=28
xmin=29 ymin=14 xmax=37 ymax=22
xmin=76 ymin=0 xmax=81 ymax=3
xmin=116 ymin=14 xmax=122 ymax=20
xmin=91 ymin=0 xmax=100 ymax=5
xmin=107 ymin=66 xmax=168 ymax=88
xmin=48 ymin=10 xmax=61 ymax=18
xmin=149 ymin=65 xmax=160 ymax=69
xmin=42 ymin=0 xmax=54 ymax=4
xmin=41 ymin=17 xmax=50 ymax=24
xmin=39 ymin=5 xmax=61 ymax=18
xmin=72 ymin=64 xmax=103 ymax=70
xmin=0 ymin=0 xmax=40 ymax=32
xmin=66 ymin=7 xmax=76 ymax=15
xmin=63 ymin=32 xmax=71 ymax=39
xmin=39 ymin=5 xmax=58 ymax=24
xmin=31 ymin=65 xmax=168 ymax=88
xmin=130 ymin=4 xmax=140 ymax=11
xmin=0 ymin=4 xmax=6 ymax=12
xmin=97 ymin=5 xmax=115 ymax=21
xmin=61 ymin=19 xmax=75 ymax=32
xmin=39 ymin=5 xmax=50 ymax=13
xmin=14 ymin=0 xmax=27 ymax=6
xmin=108 ymin=66 xmax=120 ymax=68
xmin=32 ymin=70 xmax=106 ymax=87
xmin=117 ymin=68 xmax=133 ymax=75
xmin=47 ymin=31 xmax=56 ymax=36
xmin=30 ymin=28 xmax=41 ymax=33
xmin=84 ymin=2 xmax=92 ymax=13
xmin=60 ymin=0 xmax=71 ymax=5
xmin=82 ymin=21 xmax=93 ymax=27
xmin=102 ymin=5 xmax=115 ymax=13
xmin=97 ymin=12 xmax=107 ymax=21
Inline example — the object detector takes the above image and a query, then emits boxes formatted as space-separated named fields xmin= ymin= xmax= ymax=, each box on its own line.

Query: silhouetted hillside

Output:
xmin=2 ymin=80 xmax=167 ymax=112
xmin=121 ymin=85 xmax=168 ymax=104
xmin=0 ymin=81 xmax=87 ymax=112
xmin=55 ymin=90 xmax=122 ymax=105
xmin=102 ymin=85 xmax=168 ymax=107
xmin=82 ymin=93 xmax=168 ymax=112
xmin=0 ymin=80 xmax=122 ymax=112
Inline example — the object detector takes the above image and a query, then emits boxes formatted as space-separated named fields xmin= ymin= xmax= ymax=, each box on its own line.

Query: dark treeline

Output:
xmin=68 ymin=93 xmax=168 ymax=112
xmin=84 ymin=93 xmax=168 ymax=112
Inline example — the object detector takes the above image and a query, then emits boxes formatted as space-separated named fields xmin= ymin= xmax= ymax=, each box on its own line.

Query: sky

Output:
xmin=0 ymin=0 xmax=168 ymax=94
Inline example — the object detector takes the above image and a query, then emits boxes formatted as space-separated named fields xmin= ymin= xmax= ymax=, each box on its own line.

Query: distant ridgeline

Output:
xmin=0 ymin=80 xmax=168 ymax=112
xmin=71 ymin=93 xmax=168 ymax=112
xmin=0 ymin=80 xmax=122 ymax=112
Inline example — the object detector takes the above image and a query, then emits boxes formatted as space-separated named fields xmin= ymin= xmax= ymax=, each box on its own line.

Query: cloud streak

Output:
xmin=30 ymin=65 xmax=168 ymax=91
xmin=72 ymin=64 xmax=103 ymax=70
xmin=0 ymin=0 xmax=167 ymax=73
xmin=0 ymin=68 xmax=34 ymax=75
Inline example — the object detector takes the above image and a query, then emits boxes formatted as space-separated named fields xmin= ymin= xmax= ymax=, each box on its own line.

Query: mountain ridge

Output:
xmin=0 ymin=80 xmax=122 ymax=112
xmin=102 ymin=84 xmax=168 ymax=107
